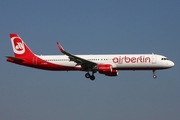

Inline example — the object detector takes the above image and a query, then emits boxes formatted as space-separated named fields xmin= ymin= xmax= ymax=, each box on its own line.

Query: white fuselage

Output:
xmin=37 ymin=54 xmax=174 ymax=70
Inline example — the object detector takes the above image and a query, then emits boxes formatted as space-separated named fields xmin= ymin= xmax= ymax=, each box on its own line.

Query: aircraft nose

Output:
xmin=168 ymin=61 xmax=175 ymax=67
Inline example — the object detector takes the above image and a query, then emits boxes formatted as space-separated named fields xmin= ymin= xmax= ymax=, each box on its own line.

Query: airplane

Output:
xmin=6 ymin=34 xmax=174 ymax=80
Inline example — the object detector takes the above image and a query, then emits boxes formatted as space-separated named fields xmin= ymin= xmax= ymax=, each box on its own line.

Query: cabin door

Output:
xmin=152 ymin=54 xmax=156 ymax=64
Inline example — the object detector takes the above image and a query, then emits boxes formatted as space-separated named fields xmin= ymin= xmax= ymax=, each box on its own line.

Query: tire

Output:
xmin=90 ymin=75 xmax=95 ymax=80
xmin=153 ymin=75 xmax=157 ymax=79
xmin=85 ymin=73 xmax=90 ymax=78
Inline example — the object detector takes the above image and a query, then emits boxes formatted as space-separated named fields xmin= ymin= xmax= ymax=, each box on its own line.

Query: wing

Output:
xmin=56 ymin=42 xmax=97 ymax=70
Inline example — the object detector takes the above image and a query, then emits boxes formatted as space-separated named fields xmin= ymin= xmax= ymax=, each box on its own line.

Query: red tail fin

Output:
xmin=10 ymin=34 xmax=35 ymax=58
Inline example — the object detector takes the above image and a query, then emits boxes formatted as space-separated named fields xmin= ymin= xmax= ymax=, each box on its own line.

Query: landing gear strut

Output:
xmin=153 ymin=70 xmax=157 ymax=79
xmin=85 ymin=72 xmax=95 ymax=80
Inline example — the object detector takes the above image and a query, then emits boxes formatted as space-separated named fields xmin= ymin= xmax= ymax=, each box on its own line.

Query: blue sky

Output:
xmin=1 ymin=0 xmax=180 ymax=120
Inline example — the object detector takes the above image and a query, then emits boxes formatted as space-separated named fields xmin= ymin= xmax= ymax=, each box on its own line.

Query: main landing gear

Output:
xmin=153 ymin=70 xmax=157 ymax=79
xmin=85 ymin=72 xmax=95 ymax=81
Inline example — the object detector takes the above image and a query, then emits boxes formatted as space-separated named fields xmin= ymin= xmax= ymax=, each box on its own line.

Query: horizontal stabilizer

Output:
xmin=6 ymin=56 xmax=24 ymax=63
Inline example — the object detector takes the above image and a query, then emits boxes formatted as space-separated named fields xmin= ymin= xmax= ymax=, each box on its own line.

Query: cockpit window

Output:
xmin=161 ymin=58 xmax=168 ymax=60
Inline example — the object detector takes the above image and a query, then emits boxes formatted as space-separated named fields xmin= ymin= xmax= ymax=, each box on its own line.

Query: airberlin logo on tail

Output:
xmin=11 ymin=37 xmax=25 ymax=54
xmin=15 ymin=42 xmax=24 ymax=50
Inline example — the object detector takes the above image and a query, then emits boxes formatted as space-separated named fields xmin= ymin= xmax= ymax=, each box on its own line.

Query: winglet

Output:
xmin=56 ymin=42 xmax=64 ymax=53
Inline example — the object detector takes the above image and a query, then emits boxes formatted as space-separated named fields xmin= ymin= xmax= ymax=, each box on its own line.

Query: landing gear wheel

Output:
xmin=153 ymin=75 xmax=157 ymax=79
xmin=85 ymin=73 xmax=90 ymax=78
xmin=90 ymin=75 xmax=95 ymax=81
xmin=85 ymin=72 xmax=96 ymax=80
xmin=152 ymin=70 xmax=157 ymax=79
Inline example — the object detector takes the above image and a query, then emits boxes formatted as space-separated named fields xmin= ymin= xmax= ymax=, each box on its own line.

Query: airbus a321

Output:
xmin=6 ymin=34 xmax=174 ymax=80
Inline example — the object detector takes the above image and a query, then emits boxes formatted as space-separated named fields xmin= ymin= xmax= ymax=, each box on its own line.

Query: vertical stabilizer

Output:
xmin=10 ymin=34 xmax=35 ymax=58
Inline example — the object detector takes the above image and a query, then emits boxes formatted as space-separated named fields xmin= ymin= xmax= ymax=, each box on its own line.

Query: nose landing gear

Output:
xmin=153 ymin=70 xmax=157 ymax=79
xmin=153 ymin=75 xmax=157 ymax=79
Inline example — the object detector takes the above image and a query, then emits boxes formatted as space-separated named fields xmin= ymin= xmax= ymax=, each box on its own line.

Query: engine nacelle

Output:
xmin=97 ymin=64 xmax=112 ymax=73
xmin=105 ymin=70 xmax=118 ymax=76
xmin=97 ymin=64 xmax=118 ymax=76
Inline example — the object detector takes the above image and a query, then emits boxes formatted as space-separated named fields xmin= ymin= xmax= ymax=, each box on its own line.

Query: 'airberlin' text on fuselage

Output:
xmin=112 ymin=56 xmax=151 ymax=64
